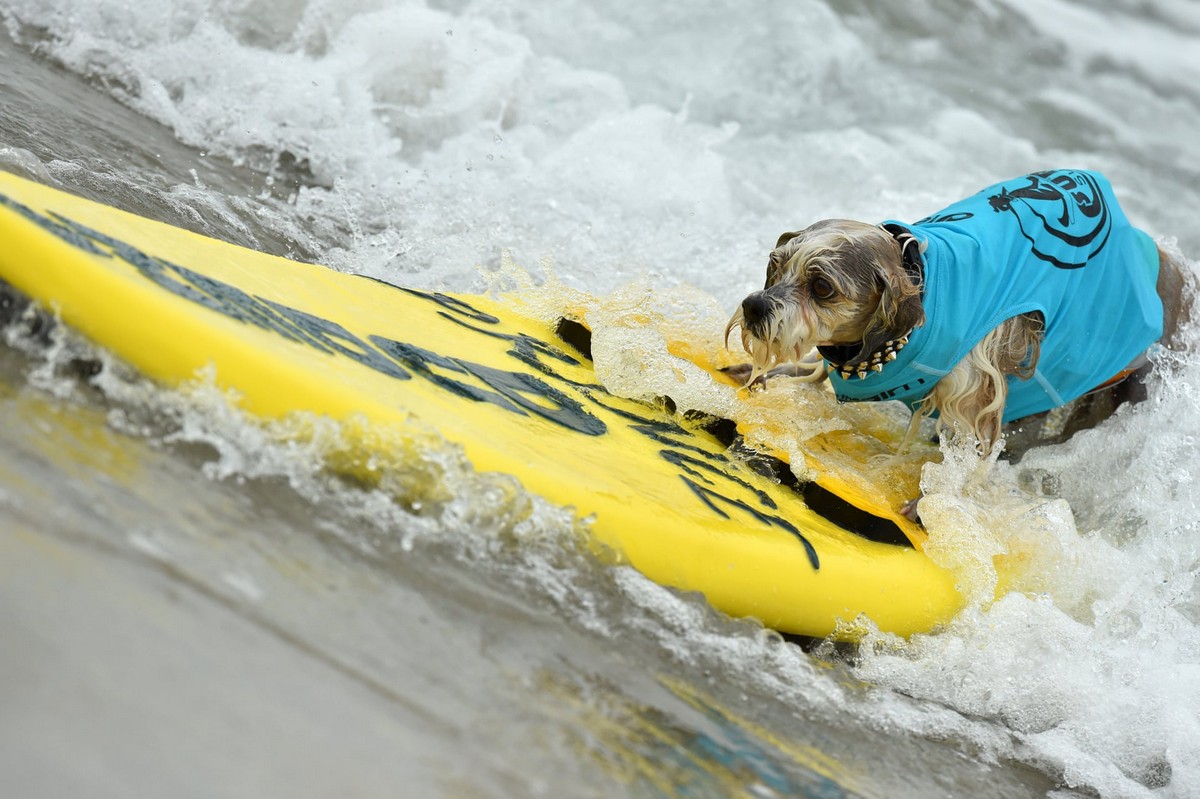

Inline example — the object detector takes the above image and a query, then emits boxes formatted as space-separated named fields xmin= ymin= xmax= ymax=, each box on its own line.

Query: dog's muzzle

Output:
xmin=724 ymin=288 xmax=788 ymax=363
xmin=739 ymin=292 xmax=771 ymax=332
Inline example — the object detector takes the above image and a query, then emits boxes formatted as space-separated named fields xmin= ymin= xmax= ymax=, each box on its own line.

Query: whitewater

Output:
xmin=2 ymin=2 xmax=1200 ymax=797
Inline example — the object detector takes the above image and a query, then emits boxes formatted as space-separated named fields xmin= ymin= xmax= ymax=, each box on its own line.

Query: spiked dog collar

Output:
xmin=817 ymin=334 xmax=913 ymax=380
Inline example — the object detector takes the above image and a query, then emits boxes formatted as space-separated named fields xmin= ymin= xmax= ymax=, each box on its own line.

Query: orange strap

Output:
xmin=1089 ymin=365 xmax=1141 ymax=393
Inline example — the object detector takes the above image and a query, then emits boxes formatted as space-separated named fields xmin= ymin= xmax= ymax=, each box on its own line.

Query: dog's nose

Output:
xmin=741 ymin=293 xmax=770 ymax=328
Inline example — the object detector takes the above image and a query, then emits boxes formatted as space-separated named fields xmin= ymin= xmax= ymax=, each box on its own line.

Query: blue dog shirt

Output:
xmin=827 ymin=169 xmax=1163 ymax=422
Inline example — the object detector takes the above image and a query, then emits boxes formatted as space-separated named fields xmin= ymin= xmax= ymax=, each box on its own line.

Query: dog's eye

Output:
xmin=810 ymin=276 xmax=836 ymax=300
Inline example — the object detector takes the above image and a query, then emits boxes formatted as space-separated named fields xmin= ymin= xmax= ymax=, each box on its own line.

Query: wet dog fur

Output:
xmin=724 ymin=220 xmax=1191 ymax=517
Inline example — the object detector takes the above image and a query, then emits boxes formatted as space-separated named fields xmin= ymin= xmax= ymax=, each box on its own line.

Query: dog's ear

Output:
xmin=774 ymin=230 xmax=802 ymax=249
xmin=854 ymin=261 xmax=925 ymax=364
xmin=766 ymin=231 xmax=803 ymax=286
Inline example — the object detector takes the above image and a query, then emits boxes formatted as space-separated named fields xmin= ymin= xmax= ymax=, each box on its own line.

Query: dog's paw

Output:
xmin=719 ymin=363 xmax=760 ymax=386
xmin=721 ymin=361 xmax=829 ymax=388
xmin=899 ymin=497 xmax=922 ymax=524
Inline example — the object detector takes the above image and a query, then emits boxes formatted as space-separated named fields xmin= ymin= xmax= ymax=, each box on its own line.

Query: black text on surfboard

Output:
xmin=2 ymin=191 xmax=819 ymax=569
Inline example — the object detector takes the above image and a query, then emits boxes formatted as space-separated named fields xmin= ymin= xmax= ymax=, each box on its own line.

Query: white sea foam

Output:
xmin=7 ymin=0 xmax=1200 ymax=794
xmin=0 ymin=0 xmax=1063 ymax=293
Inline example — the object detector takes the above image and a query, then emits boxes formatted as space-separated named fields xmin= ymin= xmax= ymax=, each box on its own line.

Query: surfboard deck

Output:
xmin=0 ymin=170 xmax=963 ymax=638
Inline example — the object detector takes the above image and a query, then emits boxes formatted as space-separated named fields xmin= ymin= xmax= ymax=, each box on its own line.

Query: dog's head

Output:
xmin=724 ymin=219 xmax=925 ymax=380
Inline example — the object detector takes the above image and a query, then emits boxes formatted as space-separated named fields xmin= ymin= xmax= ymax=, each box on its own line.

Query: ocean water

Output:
xmin=2 ymin=2 xmax=1200 ymax=797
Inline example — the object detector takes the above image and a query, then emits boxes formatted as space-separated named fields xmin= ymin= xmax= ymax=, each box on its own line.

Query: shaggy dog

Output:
xmin=724 ymin=169 xmax=1190 ymax=518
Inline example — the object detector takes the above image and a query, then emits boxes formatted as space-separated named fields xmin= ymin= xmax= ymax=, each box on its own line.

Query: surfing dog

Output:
xmin=724 ymin=170 xmax=1190 ymax=516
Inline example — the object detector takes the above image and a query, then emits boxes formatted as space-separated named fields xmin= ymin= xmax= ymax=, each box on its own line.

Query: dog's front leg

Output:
xmin=900 ymin=336 xmax=1012 ymax=522
xmin=927 ymin=347 xmax=1008 ymax=453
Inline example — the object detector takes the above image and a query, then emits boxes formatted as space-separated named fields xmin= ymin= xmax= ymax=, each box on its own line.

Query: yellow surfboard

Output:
xmin=0 ymin=170 xmax=962 ymax=638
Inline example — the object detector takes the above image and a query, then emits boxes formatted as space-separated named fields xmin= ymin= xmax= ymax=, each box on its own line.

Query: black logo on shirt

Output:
xmin=988 ymin=170 xmax=1112 ymax=269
